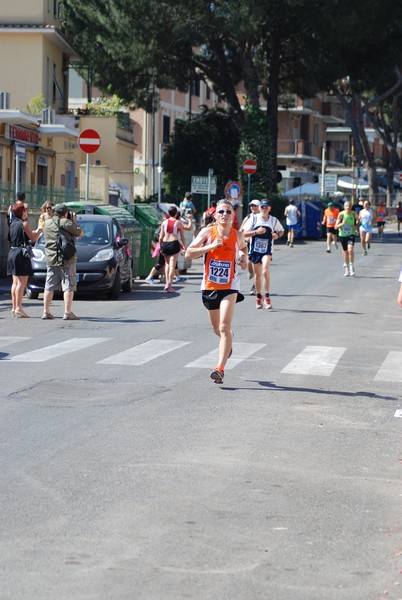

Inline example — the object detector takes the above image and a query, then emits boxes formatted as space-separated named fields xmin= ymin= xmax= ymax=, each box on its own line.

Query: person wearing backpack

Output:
xmin=42 ymin=203 xmax=84 ymax=320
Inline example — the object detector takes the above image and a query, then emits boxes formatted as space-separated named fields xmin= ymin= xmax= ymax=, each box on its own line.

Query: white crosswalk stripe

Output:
xmin=281 ymin=345 xmax=346 ymax=376
xmin=0 ymin=336 xmax=401 ymax=383
xmin=374 ymin=351 xmax=402 ymax=382
xmin=8 ymin=338 xmax=109 ymax=363
xmin=98 ymin=339 xmax=190 ymax=366
xmin=185 ymin=342 xmax=266 ymax=370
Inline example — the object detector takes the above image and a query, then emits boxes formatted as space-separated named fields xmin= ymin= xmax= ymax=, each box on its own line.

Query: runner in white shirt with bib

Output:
xmin=243 ymin=199 xmax=284 ymax=309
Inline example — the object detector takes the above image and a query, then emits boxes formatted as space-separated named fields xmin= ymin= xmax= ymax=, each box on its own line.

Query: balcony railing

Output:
xmin=278 ymin=139 xmax=313 ymax=156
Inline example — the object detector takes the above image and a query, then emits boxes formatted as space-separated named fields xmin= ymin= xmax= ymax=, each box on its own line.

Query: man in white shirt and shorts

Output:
xmin=243 ymin=199 xmax=284 ymax=309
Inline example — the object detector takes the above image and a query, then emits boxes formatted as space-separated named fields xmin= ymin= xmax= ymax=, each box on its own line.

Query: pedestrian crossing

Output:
xmin=0 ymin=336 xmax=401 ymax=382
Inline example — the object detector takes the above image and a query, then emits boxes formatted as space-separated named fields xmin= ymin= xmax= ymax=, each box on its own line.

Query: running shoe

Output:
xmin=210 ymin=367 xmax=224 ymax=384
xmin=164 ymin=284 xmax=175 ymax=292
xmin=250 ymin=284 xmax=256 ymax=295
xmin=264 ymin=297 xmax=273 ymax=309
xmin=256 ymin=297 xmax=263 ymax=309
xmin=344 ymin=265 xmax=349 ymax=277
xmin=145 ymin=276 xmax=157 ymax=285
xmin=349 ymin=266 xmax=355 ymax=277
xmin=174 ymin=276 xmax=186 ymax=283
xmin=362 ymin=250 xmax=367 ymax=256
xmin=367 ymin=242 xmax=370 ymax=249
xmin=326 ymin=249 xmax=331 ymax=253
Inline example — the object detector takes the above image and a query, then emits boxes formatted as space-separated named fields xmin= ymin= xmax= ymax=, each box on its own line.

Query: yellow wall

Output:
xmin=0 ymin=34 xmax=45 ymax=110
xmin=0 ymin=0 xmax=61 ymax=26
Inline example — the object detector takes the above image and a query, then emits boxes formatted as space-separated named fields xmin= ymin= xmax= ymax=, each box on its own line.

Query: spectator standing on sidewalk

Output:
xmin=7 ymin=203 xmax=42 ymax=318
xmin=42 ymin=204 xmax=84 ymax=320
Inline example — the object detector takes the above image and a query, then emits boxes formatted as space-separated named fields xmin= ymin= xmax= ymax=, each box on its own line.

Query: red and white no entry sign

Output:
xmin=78 ymin=129 xmax=101 ymax=154
xmin=243 ymin=159 xmax=257 ymax=175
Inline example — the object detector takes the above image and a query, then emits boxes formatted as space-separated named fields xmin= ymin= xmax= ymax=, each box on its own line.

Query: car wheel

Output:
xmin=26 ymin=288 xmax=39 ymax=300
xmin=108 ymin=270 xmax=121 ymax=300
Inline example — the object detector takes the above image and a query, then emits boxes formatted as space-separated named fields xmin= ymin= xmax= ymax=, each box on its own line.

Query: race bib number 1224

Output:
xmin=209 ymin=259 xmax=231 ymax=284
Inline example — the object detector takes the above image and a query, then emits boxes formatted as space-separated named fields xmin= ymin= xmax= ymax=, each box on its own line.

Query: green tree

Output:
xmin=162 ymin=106 xmax=240 ymax=202
xmin=63 ymin=0 xmax=402 ymax=198
xmin=26 ymin=93 xmax=46 ymax=115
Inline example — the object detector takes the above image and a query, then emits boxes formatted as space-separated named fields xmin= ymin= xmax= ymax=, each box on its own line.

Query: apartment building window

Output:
xmin=163 ymin=115 xmax=171 ymax=144
xmin=53 ymin=0 xmax=58 ymax=16
xmin=0 ymin=146 xmax=2 ymax=181
xmin=192 ymin=78 xmax=200 ymax=97
xmin=52 ymin=63 xmax=57 ymax=104
xmin=65 ymin=161 xmax=75 ymax=189
xmin=313 ymin=124 xmax=319 ymax=145
xmin=37 ymin=156 xmax=48 ymax=186
xmin=206 ymin=85 xmax=211 ymax=100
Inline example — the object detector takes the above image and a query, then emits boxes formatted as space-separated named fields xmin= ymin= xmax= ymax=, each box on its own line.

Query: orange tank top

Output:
xmin=202 ymin=226 xmax=240 ymax=291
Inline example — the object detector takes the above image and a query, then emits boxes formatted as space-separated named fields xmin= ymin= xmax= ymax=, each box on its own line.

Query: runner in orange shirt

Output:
xmin=185 ymin=199 xmax=247 ymax=384
xmin=322 ymin=202 xmax=340 ymax=253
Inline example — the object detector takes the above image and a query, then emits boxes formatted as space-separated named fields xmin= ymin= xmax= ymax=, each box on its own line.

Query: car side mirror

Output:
xmin=117 ymin=237 xmax=129 ymax=248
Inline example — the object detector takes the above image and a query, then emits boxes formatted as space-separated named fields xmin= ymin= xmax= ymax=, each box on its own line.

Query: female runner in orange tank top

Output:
xmin=185 ymin=199 xmax=247 ymax=384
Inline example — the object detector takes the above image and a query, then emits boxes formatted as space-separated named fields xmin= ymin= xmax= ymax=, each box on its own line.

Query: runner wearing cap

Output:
xmin=243 ymin=199 xmax=284 ymax=309
xmin=322 ymin=201 xmax=340 ymax=253
xmin=240 ymin=199 xmax=260 ymax=293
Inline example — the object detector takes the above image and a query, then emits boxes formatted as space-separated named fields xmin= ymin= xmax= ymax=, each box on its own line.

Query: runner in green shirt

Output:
xmin=335 ymin=201 xmax=357 ymax=277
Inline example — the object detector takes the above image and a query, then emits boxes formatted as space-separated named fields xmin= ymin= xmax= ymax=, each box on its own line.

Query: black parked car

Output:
xmin=27 ymin=214 xmax=132 ymax=300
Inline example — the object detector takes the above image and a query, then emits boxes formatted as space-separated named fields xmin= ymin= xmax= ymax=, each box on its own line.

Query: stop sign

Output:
xmin=243 ymin=159 xmax=257 ymax=175
xmin=78 ymin=129 xmax=101 ymax=154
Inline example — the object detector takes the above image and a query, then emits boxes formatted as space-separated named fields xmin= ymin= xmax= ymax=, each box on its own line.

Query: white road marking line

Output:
xmin=394 ymin=409 xmax=402 ymax=418
xmin=8 ymin=338 xmax=109 ymax=362
xmin=375 ymin=351 xmax=402 ymax=382
xmin=98 ymin=339 xmax=190 ymax=365
xmin=281 ymin=346 xmax=346 ymax=376
xmin=185 ymin=342 xmax=266 ymax=370
xmin=0 ymin=336 xmax=30 ymax=349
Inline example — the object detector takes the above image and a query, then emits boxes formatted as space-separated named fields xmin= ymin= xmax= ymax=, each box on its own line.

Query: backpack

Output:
xmin=56 ymin=223 xmax=76 ymax=261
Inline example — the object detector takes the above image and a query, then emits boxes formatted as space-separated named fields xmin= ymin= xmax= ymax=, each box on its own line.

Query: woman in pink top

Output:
xmin=159 ymin=206 xmax=187 ymax=292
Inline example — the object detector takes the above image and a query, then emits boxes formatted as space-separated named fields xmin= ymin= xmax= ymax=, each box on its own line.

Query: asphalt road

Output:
xmin=1 ymin=226 xmax=401 ymax=600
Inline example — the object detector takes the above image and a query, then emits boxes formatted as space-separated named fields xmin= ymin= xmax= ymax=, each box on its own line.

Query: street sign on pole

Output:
xmin=78 ymin=129 xmax=101 ymax=203
xmin=243 ymin=159 xmax=257 ymax=175
xmin=78 ymin=129 xmax=101 ymax=154
xmin=224 ymin=181 xmax=242 ymax=200
xmin=191 ymin=175 xmax=217 ymax=194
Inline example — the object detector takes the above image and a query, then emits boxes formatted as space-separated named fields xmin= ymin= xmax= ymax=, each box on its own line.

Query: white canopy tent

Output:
xmin=284 ymin=182 xmax=321 ymax=197
xmin=337 ymin=176 xmax=369 ymax=191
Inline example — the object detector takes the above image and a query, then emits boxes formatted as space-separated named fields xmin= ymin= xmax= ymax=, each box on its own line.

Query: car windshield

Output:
xmin=76 ymin=221 xmax=111 ymax=245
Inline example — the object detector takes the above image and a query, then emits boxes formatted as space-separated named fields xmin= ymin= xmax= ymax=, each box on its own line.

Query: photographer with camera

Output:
xmin=42 ymin=203 xmax=84 ymax=320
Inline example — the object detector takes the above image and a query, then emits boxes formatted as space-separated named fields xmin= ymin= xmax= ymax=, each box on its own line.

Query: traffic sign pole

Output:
xmin=85 ymin=153 xmax=90 ymax=204
xmin=242 ymin=159 xmax=257 ymax=209
xmin=78 ymin=129 xmax=101 ymax=204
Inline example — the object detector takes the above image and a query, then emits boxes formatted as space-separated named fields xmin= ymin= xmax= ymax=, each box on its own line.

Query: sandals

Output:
xmin=14 ymin=310 xmax=30 ymax=318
